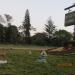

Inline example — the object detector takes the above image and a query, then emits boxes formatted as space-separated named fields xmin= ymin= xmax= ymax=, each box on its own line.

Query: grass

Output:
xmin=0 ymin=45 xmax=75 ymax=75
xmin=0 ymin=44 xmax=52 ymax=49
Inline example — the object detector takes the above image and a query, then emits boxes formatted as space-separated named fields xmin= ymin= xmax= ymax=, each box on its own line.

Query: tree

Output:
xmin=52 ymin=30 xmax=73 ymax=46
xmin=4 ymin=14 xmax=19 ymax=43
xmin=4 ymin=14 xmax=12 ymax=25
xmin=0 ymin=15 xmax=6 ymax=24
xmin=31 ymin=33 xmax=48 ymax=46
xmin=45 ymin=17 xmax=56 ymax=38
xmin=6 ymin=25 xmax=19 ymax=43
xmin=22 ymin=9 xmax=31 ymax=44
xmin=3 ymin=26 xmax=8 ymax=43
xmin=0 ymin=23 xmax=4 ymax=43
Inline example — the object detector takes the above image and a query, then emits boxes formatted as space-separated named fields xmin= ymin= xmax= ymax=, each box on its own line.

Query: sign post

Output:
xmin=65 ymin=4 xmax=75 ymax=40
xmin=74 ymin=25 xmax=75 ymax=40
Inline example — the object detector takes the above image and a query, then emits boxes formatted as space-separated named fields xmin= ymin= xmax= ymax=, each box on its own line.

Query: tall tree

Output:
xmin=23 ymin=9 xmax=31 ymax=44
xmin=4 ymin=14 xmax=19 ymax=43
xmin=0 ymin=15 xmax=6 ymax=24
xmin=45 ymin=17 xmax=56 ymax=38
xmin=4 ymin=14 xmax=12 ymax=26
xmin=6 ymin=25 xmax=19 ymax=43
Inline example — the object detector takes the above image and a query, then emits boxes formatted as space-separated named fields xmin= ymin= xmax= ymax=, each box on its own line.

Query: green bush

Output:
xmin=64 ymin=40 xmax=75 ymax=47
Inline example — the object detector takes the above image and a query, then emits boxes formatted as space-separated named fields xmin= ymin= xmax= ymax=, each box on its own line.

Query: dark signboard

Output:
xmin=65 ymin=11 xmax=75 ymax=26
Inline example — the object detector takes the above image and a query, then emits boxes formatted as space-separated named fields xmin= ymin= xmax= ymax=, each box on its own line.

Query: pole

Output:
xmin=74 ymin=25 xmax=75 ymax=40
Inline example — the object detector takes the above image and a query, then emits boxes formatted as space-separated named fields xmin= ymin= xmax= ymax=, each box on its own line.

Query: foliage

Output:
xmin=52 ymin=30 xmax=73 ymax=46
xmin=45 ymin=17 xmax=56 ymax=38
xmin=4 ymin=14 xmax=12 ymax=24
xmin=22 ymin=9 xmax=31 ymax=44
xmin=5 ymin=25 xmax=19 ymax=43
xmin=0 ymin=15 xmax=6 ymax=24
xmin=0 ymin=13 xmax=73 ymax=46
xmin=0 ymin=23 xmax=4 ymax=43
xmin=64 ymin=40 xmax=75 ymax=47
xmin=31 ymin=30 xmax=73 ymax=46
xmin=0 ymin=23 xmax=19 ymax=44
xmin=31 ymin=33 xmax=48 ymax=46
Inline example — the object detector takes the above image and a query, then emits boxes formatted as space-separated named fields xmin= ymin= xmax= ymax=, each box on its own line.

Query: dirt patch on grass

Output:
xmin=47 ymin=47 xmax=75 ymax=55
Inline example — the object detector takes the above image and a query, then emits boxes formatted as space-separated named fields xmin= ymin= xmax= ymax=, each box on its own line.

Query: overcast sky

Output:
xmin=0 ymin=0 xmax=75 ymax=34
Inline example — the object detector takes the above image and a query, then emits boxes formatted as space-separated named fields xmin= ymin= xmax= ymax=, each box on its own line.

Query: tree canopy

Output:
xmin=45 ymin=17 xmax=56 ymax=38
xmin=22 ymin=9 xmax=31 ymax=44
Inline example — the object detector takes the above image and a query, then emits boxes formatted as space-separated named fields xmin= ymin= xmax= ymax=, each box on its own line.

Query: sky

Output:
xmin=0 ymin=0 xmax=75 ymax=35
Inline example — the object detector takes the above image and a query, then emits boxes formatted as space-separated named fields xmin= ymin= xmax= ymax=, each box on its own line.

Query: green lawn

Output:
xmin=0 ymin=44 xmax=52 ymax=49
xmin=0 ymin=46 xmax=75 ymax=75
